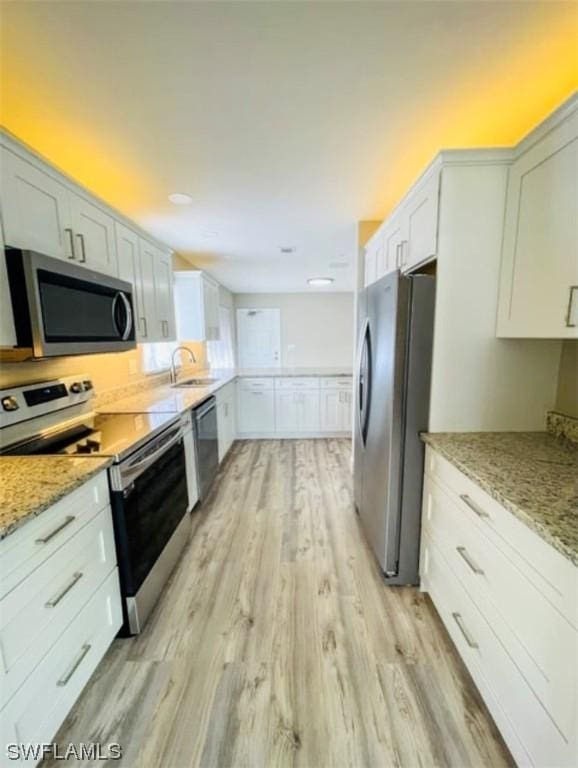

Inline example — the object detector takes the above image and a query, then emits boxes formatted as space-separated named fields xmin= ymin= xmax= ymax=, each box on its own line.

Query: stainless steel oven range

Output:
xmin=0 ymin=376 xmax=190 ymax=635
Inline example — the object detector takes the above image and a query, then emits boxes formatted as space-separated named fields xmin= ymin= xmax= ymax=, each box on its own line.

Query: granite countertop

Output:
xmin=236 ymin=367 xmax=353 ymax=377
xmin=98 ymin=368 xmax=353 ymax=415
xmin=421 ymin=432 xmax=578 ymax=566
xmin=0 ymin=456 xmax=112 ymax=540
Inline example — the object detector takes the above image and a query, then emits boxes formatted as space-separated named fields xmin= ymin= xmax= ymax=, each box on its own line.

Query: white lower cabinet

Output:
xmin=0 ymin=471 xmax=122 ymax=765
xmin=216 ymin=382 xmax=237 ymax=461
xmin=420 ymin=447 xmax=577 ymax=768
xmin=237 ymin=382 xmax=275 ymax=435
xmin=320 ymin=390 xmax=352 ymax=433
xmin=236 ymin=376 xmax=352 ymax=437
xmin=275 ymin=390 xmax=320 ymax=434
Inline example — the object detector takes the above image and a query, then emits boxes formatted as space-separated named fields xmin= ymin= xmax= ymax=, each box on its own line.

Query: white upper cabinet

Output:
xmin=0 ymin=148 xmax=73 ymax=260
xmin=138 ymin=238 xmax=160 ymax=342
xmin=497 ymin=103 xmax=578 ymax=339
xmin=154 ymin=249 xmax=176 ymax=341
xmin=403 ymin=171 xmax=439 ymax=271
xmin=174 ymin=271 xmax=221 ymax=342
xmin=362 ymin=169 xmax=440 ymax=287
xmin=0 ymin=134 xmax=177 ymax=348
xmin=69 ymin=194 xmax=117 ymax=276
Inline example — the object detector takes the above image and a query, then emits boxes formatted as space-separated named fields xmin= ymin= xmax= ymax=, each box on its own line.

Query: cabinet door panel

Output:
xmin=275 ymin=391 xmax=298 ymax=432
xmin=297 ymin=391 xmax=320 ymax=432
xmin=71 ymin=195 xmax=117 ymax=275
xmin=138 ymin=239 xmax=159 ymax=341
xmin=497 ymin=111 xmax=578 ymax=338
xmin=154 ymin=251 xmax=176 ymax=341
xmin=238 ymin=390 xmax=275 ymax=433
xmin=0 ymin=148 xmax=72 ymax=259
xmin=384 ymin=216 xmax=405 ymax=275
xmin=404 ymin=172 xmax=439 ymax=271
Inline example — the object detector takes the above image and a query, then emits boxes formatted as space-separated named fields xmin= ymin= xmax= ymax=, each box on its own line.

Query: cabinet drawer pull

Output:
xmin=140 ymin=316 xmax=147 ymax=337
xmin=65 ymin=228 xmax=75 ymax=260
xmin=456 ymin=546 xmax=484 ymax=575
xmin=45 ymin=572 xmax=84 ymax=608
xmin=76 ymin=233 xmax=87 ymax=263
xmin=459 ymin=494 xmax=489 ymax=519
xmin=35 ymin=515 xmax=76 ymax=544
xmin=57 ymin=643 xmax=91 ymax=687
xmin=452 ymin=612 xmax=478 ymax=649
xmin=565 ymin=285 xmax=577 ymax=327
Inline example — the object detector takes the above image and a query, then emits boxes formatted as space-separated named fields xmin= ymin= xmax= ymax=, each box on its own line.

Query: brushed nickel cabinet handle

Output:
xmin=456 ymin=546 xmax=484 ymax=575
xmin=57 ymin=643 xmax=91 ymax=687
xmin=45 ymin=572 xmax=83 ymax=608
xmin=140 ymin=316 xmax=147 ymax=337
xmin=565 ymin=286 xmax=577 ymax=327
xmin=459 ymin=494 xmax=489 ymax=519
xmin=452 ymin=612 xmax=478 ymax=649
xmin=36 ymin=515 xmax=76 ymax=544
xmin=76 ymin=233 xmax=87 ymax=263
xmin=65 ymin=228 xmax=75 ymax=260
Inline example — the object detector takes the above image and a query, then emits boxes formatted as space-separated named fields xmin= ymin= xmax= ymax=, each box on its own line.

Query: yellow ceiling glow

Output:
xmin=0 ymin=2 xmax=576 ymax=236
xmin=370 ymin=7 xmax=578 ymax=220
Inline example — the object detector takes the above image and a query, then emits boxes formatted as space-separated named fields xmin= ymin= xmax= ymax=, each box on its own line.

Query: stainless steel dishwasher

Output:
xmin=193 ymin=396 xmax=219 ymax=500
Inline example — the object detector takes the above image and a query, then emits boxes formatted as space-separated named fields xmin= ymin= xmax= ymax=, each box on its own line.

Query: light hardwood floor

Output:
xmin=46 ymin=439 xmax=513 ymax=768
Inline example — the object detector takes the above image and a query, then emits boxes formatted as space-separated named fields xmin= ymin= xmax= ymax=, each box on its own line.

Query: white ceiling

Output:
xmin=1 ymin=1 xmax=575 ymax=293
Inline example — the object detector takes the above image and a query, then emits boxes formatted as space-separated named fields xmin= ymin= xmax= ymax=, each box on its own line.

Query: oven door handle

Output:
xmin=119 ymin=428 xmax=183 ymax=487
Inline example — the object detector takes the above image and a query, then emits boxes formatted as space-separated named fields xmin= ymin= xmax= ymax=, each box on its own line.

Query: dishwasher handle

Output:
xmin=195 ymin=398 xmax=216 ymax=421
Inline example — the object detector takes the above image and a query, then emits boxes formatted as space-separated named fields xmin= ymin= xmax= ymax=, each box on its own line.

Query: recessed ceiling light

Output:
xmin=280 ymin=246 xmax=296 ymax=254
xmin=307 ymin=277 xmax=334 ymax=287
xmin=168 ymin=192 xmax=193 ymax=205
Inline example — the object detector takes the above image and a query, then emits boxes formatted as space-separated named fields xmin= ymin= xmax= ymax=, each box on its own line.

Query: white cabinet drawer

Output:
xmin=422 ymin=533 xmax=575 ymax=768
xmin=0 ymin=568 xmax=122 ymax=763
xmin=423 ymin=474 xmax=577 ymax=741
xmin=237 ymin=377 xmax=274 ymax=391
xmin=425 ymin=447 xmax=577 ymax=626
xmin=0 ymin=506 xmax=117 ymax=706
xmin=319 ymin=376 xmax=353 ymax=389
xmin=0 ymin=471 xmax=110 ymax=600
xmin=275 ymin=377 xmax=320 ymax=390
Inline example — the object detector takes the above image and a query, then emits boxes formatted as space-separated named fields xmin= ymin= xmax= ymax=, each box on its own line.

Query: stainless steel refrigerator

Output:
xmin=354 ymin=270 xmax=435 ymax=585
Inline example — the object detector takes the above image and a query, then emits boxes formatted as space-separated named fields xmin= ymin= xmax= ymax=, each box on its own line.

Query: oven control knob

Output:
xmin=1 ymin=396 xmax=19 ymax=412
xmin=70 ymin=382 xmax=84 ymax=394
xmin=83 ymin=380 xmax=93 ymax=391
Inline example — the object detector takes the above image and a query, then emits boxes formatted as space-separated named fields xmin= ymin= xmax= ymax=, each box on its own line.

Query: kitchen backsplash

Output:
xmin=547 ymin=411 xmax=578 ymax=447
xmin=0 ymin=341 xmax=207 ymax=402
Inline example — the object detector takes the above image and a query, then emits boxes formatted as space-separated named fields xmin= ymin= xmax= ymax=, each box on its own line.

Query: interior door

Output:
xmin=236 ymin=308 xmax=281 ymax=368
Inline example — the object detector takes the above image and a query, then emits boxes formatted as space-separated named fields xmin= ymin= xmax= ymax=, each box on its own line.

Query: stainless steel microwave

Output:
xmin=4 ymin=249 xmax=136 ymax=358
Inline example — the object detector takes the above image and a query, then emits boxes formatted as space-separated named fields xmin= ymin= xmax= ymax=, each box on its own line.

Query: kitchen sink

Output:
xmin=173 ymin=377 xmax=220 ymax=388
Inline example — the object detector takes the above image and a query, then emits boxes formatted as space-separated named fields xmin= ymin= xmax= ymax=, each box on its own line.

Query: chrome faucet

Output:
xmin=170 ymin=346 xmax=197 ymax=385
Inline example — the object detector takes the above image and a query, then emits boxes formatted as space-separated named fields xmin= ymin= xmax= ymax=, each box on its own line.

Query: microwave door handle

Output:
xmin=118 ymin=292 xmax=133 ymax=340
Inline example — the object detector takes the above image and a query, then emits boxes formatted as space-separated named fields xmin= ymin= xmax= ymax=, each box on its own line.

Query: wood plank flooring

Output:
xmin=46 ymin=439 xmax=513 ymax=768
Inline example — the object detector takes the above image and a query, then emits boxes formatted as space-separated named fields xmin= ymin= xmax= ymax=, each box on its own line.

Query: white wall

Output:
xmin=234 ymin=292 xmax=354 ymax=368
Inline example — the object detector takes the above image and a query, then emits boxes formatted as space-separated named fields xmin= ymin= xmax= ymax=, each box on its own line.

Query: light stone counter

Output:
xmin=0 ymin=456 xmax=112 ymax=540
xmin=421 ymin=431 xmax=578 ymax=566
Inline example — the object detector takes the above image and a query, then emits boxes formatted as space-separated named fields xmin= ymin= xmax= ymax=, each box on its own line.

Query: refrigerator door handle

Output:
xmin=356 ymin=317 xmax=372 ymax=447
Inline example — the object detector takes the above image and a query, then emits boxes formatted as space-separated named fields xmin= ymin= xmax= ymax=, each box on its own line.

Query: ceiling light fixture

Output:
xmin=307 ymin=277 xmax=334 ymax=287
xmin=168 ymin=192 xmax=193 ymax=205
xmin=280 ymin=246 xmax=296 ymax=254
